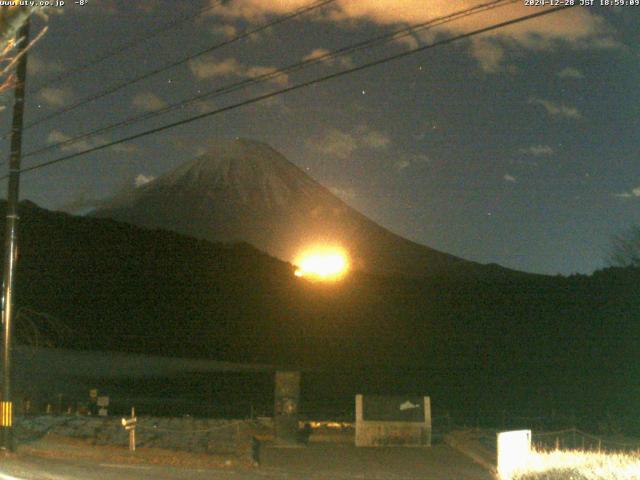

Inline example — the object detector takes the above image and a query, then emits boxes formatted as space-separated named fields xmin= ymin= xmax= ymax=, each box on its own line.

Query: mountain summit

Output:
xmin=95 ymin=138 xmax=503 ymax=277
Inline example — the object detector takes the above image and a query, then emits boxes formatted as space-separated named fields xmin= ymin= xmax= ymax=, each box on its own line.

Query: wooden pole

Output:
xmin=129 ymin=407 xmax=136 ymax=452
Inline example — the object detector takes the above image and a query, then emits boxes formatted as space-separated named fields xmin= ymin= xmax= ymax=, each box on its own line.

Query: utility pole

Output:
xmin=1 ymin=17 xmax=30 ymax=452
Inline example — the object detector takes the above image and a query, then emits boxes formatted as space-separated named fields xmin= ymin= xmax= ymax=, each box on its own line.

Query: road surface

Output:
xmin=0 ymin=442 xmax=493 ymax=479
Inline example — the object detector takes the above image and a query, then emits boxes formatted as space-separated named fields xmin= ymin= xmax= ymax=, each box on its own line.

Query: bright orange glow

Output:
xmin=294 ymin=247 xmax=349 ymax=280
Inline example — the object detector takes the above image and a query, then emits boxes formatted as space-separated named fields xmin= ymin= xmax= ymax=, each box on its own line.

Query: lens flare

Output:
xmin=294 ymin=247 xmax=349 ymax=280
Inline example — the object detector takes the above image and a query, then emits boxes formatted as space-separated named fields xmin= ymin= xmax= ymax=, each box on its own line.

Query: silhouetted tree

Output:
xmin=609 ymin=226 xmax=640 ymax=267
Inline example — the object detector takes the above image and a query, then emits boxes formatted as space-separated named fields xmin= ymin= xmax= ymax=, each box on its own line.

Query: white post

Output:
xmin=355 ymin=394 xmax=363 ymax=447
xmin=423 ymin=396 xmax=432 ymax=446
xmin=497 ymin=430 xmax=531 ymax=480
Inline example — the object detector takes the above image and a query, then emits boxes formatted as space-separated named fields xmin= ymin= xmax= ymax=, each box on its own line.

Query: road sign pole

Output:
xmin=122 ymin=407 xmax=137 ymax=452
xmin=1 ymin=17 xmax=30 ymax=452
xmin=129 ymin=407 xmax=136 ymax=452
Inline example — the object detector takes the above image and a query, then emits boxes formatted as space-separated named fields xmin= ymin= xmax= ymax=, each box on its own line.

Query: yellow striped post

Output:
xmin=0 ymin=401 xmax=12 ymax=427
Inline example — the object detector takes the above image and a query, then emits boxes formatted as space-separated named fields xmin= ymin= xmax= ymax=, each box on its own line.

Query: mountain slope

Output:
xmin=9 ymin=200 xmax=640 ymax=427
xmin=94 ymin=138 xmax=513 ymax=278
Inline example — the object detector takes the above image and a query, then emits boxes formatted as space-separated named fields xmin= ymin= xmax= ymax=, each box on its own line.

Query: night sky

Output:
xmin=0 ymin=0 xmax=638 ymax=275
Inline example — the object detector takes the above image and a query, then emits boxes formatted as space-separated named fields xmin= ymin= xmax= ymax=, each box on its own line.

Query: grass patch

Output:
xmin=509 ymin=448 xmax=640 ymax=480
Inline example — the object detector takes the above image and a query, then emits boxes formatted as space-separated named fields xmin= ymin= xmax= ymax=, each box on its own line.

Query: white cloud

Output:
xmin=503 ymin=174 xmax=517 ymax=183
xmin=360 ymin=128 xmax=391 ymax=149
xmin=302 ymin=48 xmax=353 ymax=68
xmin=211 ymin=24 xmax=237 ymax=38
xmin=615 ymin=186 xmax=640 ymax=199
xmin=395 ymin=160 xmax=411 ymax=171
xmin=131 ymin=92 xmax=167 ymax=112
xmin=38 ymin=87 xmax=73 ymax=108
xmin=27 ymin=56 xmax=64 ymax=77
xmin=520 ymin=145 xmax=554 ymax=156
xmin=392 ymin=153 xmax=431 ymax=172
xmin=308 ymin=129 xmax=358 ymax=159
xmin=394 ymin=34 xmax=420 ymax=51
xmin=470 ymin=38 xmax=505 ymax=73
xmin=189 ymin=57 xmax=243 ymax=79
xmin=302 ymin=48 xmax=330 ymax=62
xmin=529 ymin=98 xmax=582 ymax=120
xmin=189 ymin=57 xmax=288 ymax=86
xmin=307 ymin=126 xmax=391 ymax=159
xmin=210 ymin=1 xmax=617 ymax=72
xmin=135 ymin=174 xmax=156 ymax=187
xmin=47 ymin=129 xmax=137 ymax=154
xmin=245 ymin=65 xmax=289 ymax=86
xmin=558 ymin=67 xmax=584 ymax=79
xmin=329 ymin=186 xmax=357 ymax=200
xmin=47 ymin=130 xmax=92 ymax=153
xmin=193 ymin=98 xmax=217 ymax=114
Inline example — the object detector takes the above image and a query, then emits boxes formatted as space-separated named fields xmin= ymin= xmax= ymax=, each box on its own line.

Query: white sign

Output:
xmin=122 ymin=416 xmax=137 ymax=430
xmin=497 ymin=430 xmax=532 ymax=480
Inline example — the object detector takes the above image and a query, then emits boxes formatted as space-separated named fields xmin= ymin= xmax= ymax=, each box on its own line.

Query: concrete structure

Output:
xmin=274 ymin=371 xmax=300 ymax=444
xmin=444 ymin=430 xmax=496 ymax=471
xmin=497 ymin=430 xmax=531 ymax=480
xmin=355 ymin=394 xmax=431 ymax=447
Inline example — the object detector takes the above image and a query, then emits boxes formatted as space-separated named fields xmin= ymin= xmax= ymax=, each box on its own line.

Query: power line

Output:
xmin=28 ymin=0 xmax=227 ymax=92
xmin=23 ymin=0 xmax=518 ymax=160
xmin=4 ymin=5 xmax=575 ymax=181
xmin=2 ymin=0 xmax=336 ymax=139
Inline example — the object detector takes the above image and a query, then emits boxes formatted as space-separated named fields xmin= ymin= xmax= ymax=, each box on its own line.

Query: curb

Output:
xmin=444 ymin=430 xmax=497 ymax=475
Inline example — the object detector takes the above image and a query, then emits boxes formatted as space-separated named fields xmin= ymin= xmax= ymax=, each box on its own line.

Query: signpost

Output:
xmin=97 ymin=396 xmax=109 ymax=417
xmin=121 ymin=407 xmax=137 ymax=452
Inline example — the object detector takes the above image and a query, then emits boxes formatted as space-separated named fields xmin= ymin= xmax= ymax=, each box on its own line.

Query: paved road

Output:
xmin=0 ymin=444 xmax=493 ymax=479
xmin=0 ymin=455 xmax=255 ymax=480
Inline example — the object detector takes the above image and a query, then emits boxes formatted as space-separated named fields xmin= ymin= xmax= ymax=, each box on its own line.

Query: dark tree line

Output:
xmin=609 ymin=226 xmax=640 ymax=268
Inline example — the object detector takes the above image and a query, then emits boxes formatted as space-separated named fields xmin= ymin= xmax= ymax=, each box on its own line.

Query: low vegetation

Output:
xmin=509 ymin=448 xmax=640 ymax=480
